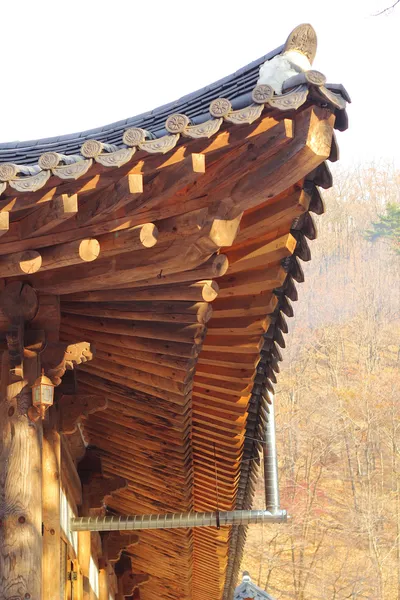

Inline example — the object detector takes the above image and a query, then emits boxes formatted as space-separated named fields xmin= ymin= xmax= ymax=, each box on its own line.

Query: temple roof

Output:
xmin=234 ymin=572 xmax=276 ymax=600
xmin=0 ymin=23 xmax=348 ymax=600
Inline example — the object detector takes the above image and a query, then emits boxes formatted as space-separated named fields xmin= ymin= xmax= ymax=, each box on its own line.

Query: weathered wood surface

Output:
xmin=0 ymin=99 xmax=336 ymax=600
xmin=0 ymin=354 xmax=42 ymax=600
xmin=42 ymin=409 xmax=61 ymax=600
xmin=19 ymin=193 xmax=78 ymax=238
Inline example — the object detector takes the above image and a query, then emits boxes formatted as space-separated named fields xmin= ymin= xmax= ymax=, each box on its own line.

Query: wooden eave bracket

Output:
xmin=59 ymin=393 xmax=107 ymax=435
xmin=86 ymin=475 xmax=128 ymax=510
xmin=41 ymin=340 xmax=95 ymax=385
xmin=102 ymin=531 xmax=139 ymax=563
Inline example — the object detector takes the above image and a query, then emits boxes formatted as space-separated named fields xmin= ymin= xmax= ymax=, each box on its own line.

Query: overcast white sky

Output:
xmin=1 ymin=0 xmax=399 ymax=166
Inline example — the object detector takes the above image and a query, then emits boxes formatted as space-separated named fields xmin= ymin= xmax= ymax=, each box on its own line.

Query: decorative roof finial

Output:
xmin=284 ymin=23 xmax=317 ymax=64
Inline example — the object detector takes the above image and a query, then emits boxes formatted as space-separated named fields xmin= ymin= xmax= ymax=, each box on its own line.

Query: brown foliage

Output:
xmin=240 ymin=163 xmax=400 ymax=599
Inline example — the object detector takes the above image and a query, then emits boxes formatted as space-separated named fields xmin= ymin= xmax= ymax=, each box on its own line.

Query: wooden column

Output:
xmin=98 ymin=562 xmax=109 ymax=600
xmin=42 ymin=406 xmax=61 ymax=600
xmin=0 ymin=352 xmax=42 ymax=600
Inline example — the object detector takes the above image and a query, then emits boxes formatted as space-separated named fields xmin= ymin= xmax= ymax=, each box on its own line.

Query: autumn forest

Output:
xmin=241 ymin=163 xmax=400 ymax=599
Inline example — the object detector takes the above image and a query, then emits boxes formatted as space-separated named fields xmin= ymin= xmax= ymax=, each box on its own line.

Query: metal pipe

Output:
xmin=263 ymin=393 xmax=280 ymax=512
xmin=70 ymin=509 xmax=287 ymax=532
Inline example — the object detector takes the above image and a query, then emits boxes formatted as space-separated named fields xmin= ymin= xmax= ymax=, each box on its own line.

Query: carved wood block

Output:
xmin=86 ymin=475 xmax=127 ymax=509
xmin=60 ymin=393 xmax=107 ymax=434
xmin=102 ymin=531 xmax=139 ymax=563
xmin=41 ymin=340 xmax=95 ymax=385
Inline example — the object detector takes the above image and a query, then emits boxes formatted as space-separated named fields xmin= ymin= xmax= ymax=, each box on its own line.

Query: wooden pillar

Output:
xmin=42 ymin=407 xmax=61 ymax=600
xmin=98 ymin=563 xmax=109 ymax=600
xmin=116 ymin=577 xmax=125 ymax=600
xmin=0 ymin=352 xmax=42 ymax=600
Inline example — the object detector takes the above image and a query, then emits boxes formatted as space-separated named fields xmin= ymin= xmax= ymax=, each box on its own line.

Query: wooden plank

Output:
xmin=20 ymin=194 xmax=78 ymax=239
xmin=63 ymin=280 xmax=220 ymax=303
xmin=61 ymin=300 xmax=213 ymax=324
xmin=60 ymin=324 xmax=198 ymax=358
xmin=60 ymin=314 xmax=206 ymax=345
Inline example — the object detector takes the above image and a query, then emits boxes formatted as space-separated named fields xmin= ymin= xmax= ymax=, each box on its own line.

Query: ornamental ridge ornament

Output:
xmin=268 ymin=85 xmax=309 ymax=111
xmin=317 ymin=86 xmax=347 ymax=110
xmin=165 ymin=113 xmax=190 ymax=134
xmin=95 ymin=147 xmax=136 ymax=168
xmin=122 ymin=128 xmax=148 ymax=147
xmin=224 ymin=104 xmax=264 ymax=125
xmin=9 ymin=170 xmax=50 ymax=192
xmin=81 ymin=140 xmax=104 ymax=158
xmin=252 ymin=84 xmax=274 ymax=104
xmin=284 ymin=23 xmax=317 ymax=64
xmin=210 ymin=98 xmax=232 ymax=118
xmin=52 ymin=159 xmax=93 ymax=180
xmin=138 ymin=134 xmax=180 ymax=155
xmin=183 ymin=118 xmax=223 ymax=139
xmin=305 ymin=70 xmax=326 ymax=86
xmin=0 ymin=163 xmax=19 ymax=181
xmin=38 ymin=152 xmax=62 ymax=170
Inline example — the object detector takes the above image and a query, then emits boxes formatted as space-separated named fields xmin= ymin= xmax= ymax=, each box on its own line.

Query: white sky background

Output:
xmin=1 ymin=0 xmax=399 ymax=166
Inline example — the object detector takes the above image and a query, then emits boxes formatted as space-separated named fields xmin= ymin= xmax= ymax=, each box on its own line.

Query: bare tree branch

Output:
xmin=374 ymin=0 xmax=400 ymax=15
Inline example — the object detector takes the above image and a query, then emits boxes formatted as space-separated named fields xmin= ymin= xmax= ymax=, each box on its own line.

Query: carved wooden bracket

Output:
xmin=60 ymin=394 xmax=107 ymax=435
xmin=120 ymin=571 xmax=150 ymax=596
xmin=115 ymin=555 xmax=150 ymax=597
xmin=86 ymin=475 xmax=127 ymax=510
xmin=41 ymin=340 xmax=95 ymax=385
xmin=0 ymin=282 xmax=39 ymax=378
xmin=102 ymin=531 xmax=139 ymax=563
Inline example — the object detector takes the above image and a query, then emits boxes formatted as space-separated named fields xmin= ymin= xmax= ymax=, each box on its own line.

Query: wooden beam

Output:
xmin=62 ymin=279 xmax=219 ymax=303
xmin=0 ymin=249 xmax=42 ymax=277
xmin=227 ymin=233 xmax=297 ymax=273
xmin=229 ymin=106 xmax=335 ymax=216
xmin=19 ymin=194 xmax=78 ymax=239
xmin=61 ymin=299 xmax=213 ymax=325
xmin=60 ymin=325 xmax=198 ymax=358
xmin=60 ymin=313 xmax=206 ymax=345
xmin=234 ymin=187 xmax=310 ymax=244
xmin=132 ymin=152 xmax=205 ymax=213
xmin=99 ymin=223 xmax=158 ymax=256
xmin=40 ymin=238 xmax=100 ymax=271
xmin=78 ymin=174 xmax=143 ymax=224
xmin=78 ymin=153 xmax=204 ymax=226
xmin=217 ymin=265 xmax=287 ymax=297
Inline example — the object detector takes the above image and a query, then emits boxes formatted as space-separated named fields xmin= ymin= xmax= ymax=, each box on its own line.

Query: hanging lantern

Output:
xmin=31 ymin=369 xmax=55 ymax=419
